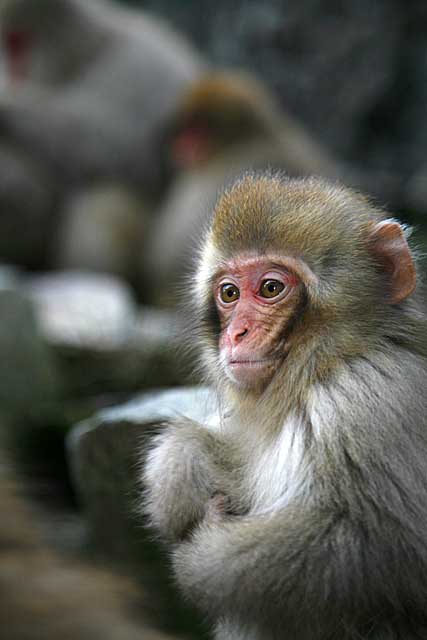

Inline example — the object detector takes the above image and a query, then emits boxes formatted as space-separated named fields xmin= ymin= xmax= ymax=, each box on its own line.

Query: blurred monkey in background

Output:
xmin=0 ymin=0 xmax=203 ymax=189
xmin=144 ymin=174 xmax=427 ymax=639
xmin=144 ymin=73 xmax=403 ymax=305
xmin=0 ymin=0 xmax=204 ymax=275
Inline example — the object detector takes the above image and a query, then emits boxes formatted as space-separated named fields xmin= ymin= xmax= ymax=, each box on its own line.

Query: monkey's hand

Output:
xmin=204 ymin=493 xmax=231 ymax=524
xmin=142 ymin=419 xmax=227 ymax=543
xmin=171 ymin=506 xmax=348 ymax=628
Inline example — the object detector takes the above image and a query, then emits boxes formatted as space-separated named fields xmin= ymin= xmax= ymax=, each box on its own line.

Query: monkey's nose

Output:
xmin=227 ymin=317 xmax=250 ymax=346
xmin=233 ymin=327 xmax=249 ymax=343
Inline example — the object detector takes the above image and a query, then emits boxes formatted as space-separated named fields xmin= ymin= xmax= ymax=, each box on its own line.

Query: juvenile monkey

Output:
xmin=144 ymin=174 xmax=427 ymax=639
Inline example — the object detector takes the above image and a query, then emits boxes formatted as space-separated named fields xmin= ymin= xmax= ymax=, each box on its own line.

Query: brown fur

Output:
xmin=199 ymin=175 xmax=425 ymax=416
xmin=172 ymin=71 xmax=340 ymax=175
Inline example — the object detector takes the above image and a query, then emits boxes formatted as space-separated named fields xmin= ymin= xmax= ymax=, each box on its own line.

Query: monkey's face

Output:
xmin=198 ymin=175 xmax=417 ymax=394
xmin=213 ymin=255 xmax=303 ymax=389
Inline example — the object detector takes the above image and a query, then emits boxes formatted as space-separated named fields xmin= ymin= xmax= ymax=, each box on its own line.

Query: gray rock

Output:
xmin=26 ymin=271 xmax=138 ymax=350
xmin=68 ymin=386 xmax=217 ymax=635
xmin=26 ymin=272 xmax=189 ymax=396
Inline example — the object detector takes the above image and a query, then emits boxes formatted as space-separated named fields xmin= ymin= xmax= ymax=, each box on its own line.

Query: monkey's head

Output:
xmin=194 ymin=174 xmax=419 ymax=400
xmin=170 ymin=72 xmax=279 ymax=169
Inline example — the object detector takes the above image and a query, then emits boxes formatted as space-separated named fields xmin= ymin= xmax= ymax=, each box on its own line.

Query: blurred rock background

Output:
xmin=0 ymin=0 xmax=425 ymax=638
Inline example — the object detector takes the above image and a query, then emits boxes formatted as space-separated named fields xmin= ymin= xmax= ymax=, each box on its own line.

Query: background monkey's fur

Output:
xmin=144 ymin=174 xmax=427 ymax=639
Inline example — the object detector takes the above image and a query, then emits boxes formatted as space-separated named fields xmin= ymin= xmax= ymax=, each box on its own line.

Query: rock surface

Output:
xmin=26 ymin=271 xmax=190 ymax=396
xmin=68 ymin=386 xmax=217 ymax=636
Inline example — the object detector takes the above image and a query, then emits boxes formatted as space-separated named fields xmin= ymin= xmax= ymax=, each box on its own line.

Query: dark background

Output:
xmin=125 ymin=0 xmax=427 ymax=188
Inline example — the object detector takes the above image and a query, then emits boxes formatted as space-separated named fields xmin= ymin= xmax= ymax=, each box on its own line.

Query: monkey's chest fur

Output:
xmin=231 ymin=416 xmax=311 ymax=515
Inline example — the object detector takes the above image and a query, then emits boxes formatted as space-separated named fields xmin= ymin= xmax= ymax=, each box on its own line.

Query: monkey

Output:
xmin=0 ymin=0 xmax=204 ymax=191
xmin=143 ymin=72 xmax=404 ymax=306
xmin=168 ymin=72 xmax=343 ymax=178
xmin=0 ymin=0 xmax=204 ymax=273
xmin=0 ymin=448 xmax=178 ymax=640
xmin=143 ymin=173 xmax=427 ymax=639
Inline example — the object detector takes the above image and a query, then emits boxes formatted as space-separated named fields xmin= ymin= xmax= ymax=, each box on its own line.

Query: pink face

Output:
xmin=214 ymin=256 xmax=302 ymax=389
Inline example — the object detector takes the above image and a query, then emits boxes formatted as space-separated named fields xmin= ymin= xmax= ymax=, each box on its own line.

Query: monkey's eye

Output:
xmin=260 ymin=279 xmax=285 ymax=298
xmin=220 ymin=283 xmax=240 ymax=303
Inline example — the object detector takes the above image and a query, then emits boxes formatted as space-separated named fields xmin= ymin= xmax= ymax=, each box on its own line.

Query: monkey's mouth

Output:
xmin=226 ymin=357 xmax=278 ymax=387
xmin=229 ymin=359 xmax=275 ymax=367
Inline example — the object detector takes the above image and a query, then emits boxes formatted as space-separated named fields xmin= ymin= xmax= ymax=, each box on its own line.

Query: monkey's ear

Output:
xmin=368 ymin=220 xmax=416 ymax=304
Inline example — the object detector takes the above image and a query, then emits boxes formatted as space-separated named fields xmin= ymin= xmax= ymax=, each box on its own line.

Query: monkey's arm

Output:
xmin=171 ymin=504 xmax=415 ymax=630
xmin=143 ymin=419 xmax=229 ymax=543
